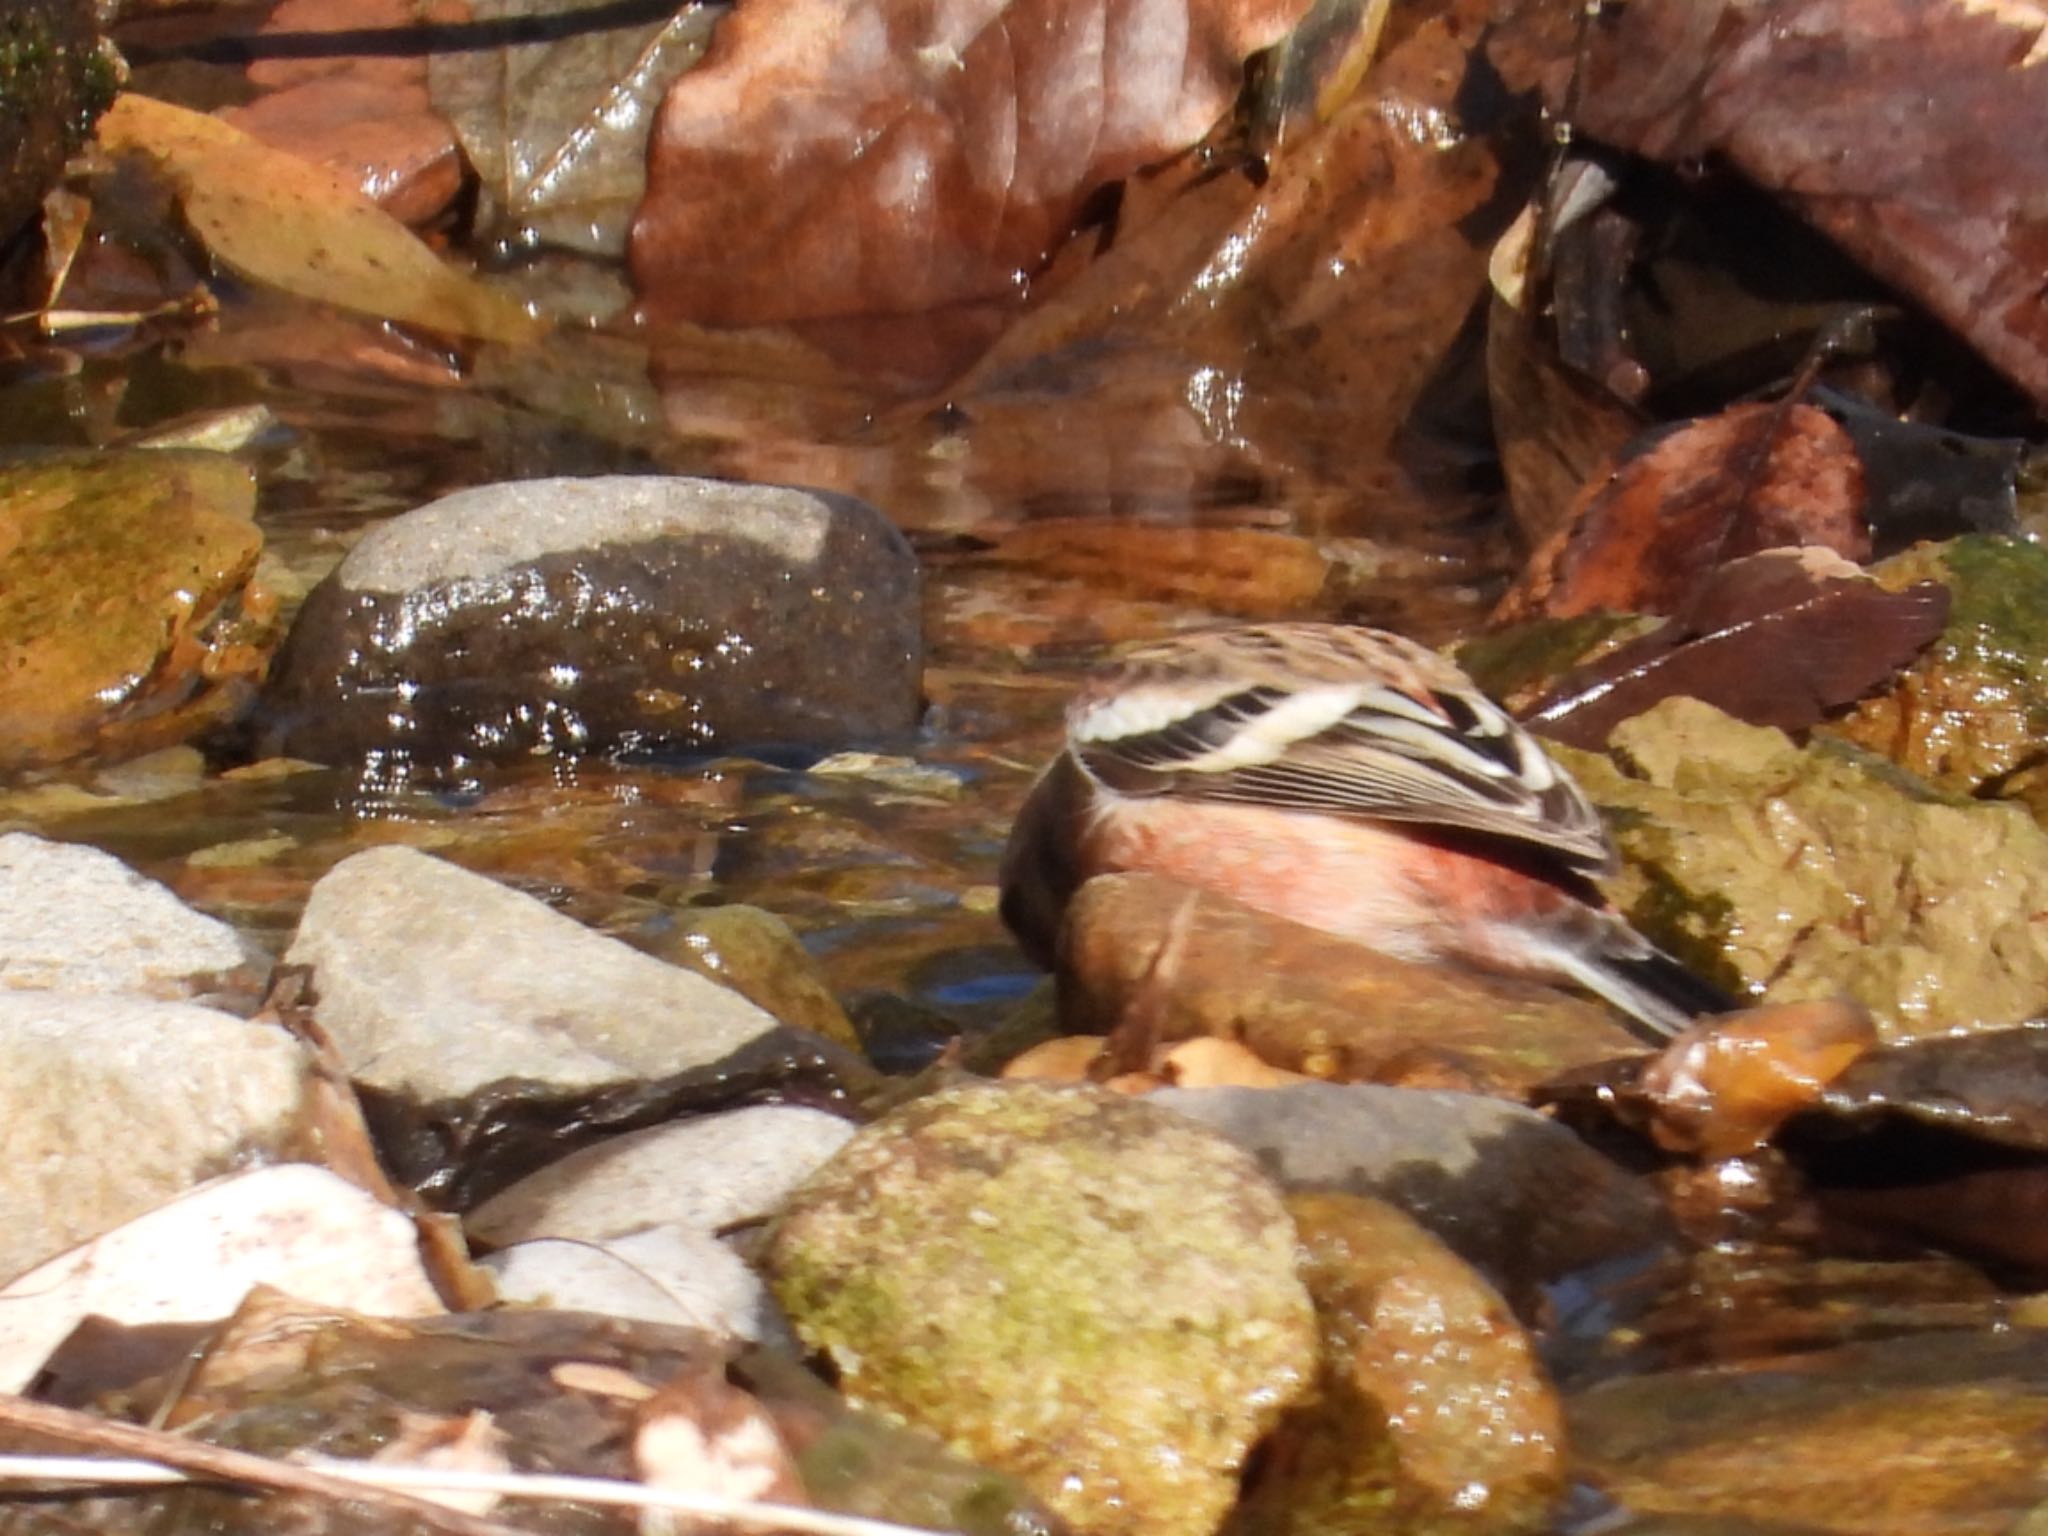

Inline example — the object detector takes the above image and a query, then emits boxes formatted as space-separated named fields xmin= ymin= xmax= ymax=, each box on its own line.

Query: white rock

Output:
xmin=285 ymin=845 xmax=781 ymax=1098
xmin=467 ymin=1105 xmax=856 ymax=1245
xmin=483 ymin=1226 xmax=771 ymax=1340
xmin=0 ymin=832 xmax=259 ymax=998
xmin=0 ymin=1164 xmax=443 ymax=1393
xmin=0 ymin=991 xmax=315 ymax=1280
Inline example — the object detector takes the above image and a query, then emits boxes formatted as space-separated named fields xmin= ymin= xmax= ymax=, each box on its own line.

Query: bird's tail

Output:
xmin=1544 ymin=922 xmax=1744 ymax=1043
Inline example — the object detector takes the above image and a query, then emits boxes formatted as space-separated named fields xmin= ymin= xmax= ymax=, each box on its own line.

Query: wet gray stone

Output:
xmin=467 ymin=1104 xmax=856 ymax=1246
xmin=1155 ymin=1082 xmax=1671 ymax=1310
xmin=0 ymin=992 xmax=316 ymax=1281
xmin=257 ymin=475 xmax=921 ymax=782
xmin=285 ymin=845 xmax=781 ymax=1099
xmin=0 ymin=832 xmax=266 ymax=1005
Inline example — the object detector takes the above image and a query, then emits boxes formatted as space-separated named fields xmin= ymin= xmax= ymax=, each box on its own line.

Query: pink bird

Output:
xmin=1000 ymin=623 xmax=1732 ymax=1039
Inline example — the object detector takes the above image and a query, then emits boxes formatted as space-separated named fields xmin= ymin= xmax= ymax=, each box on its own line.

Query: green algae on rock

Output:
xmin=1231 ymin=1191 xmax=1566 ymax=1536
xmin=764 ymin=1080 xmax=1318 ymax=1536
xmin=1559 ymin=696 xmax=2048 ymax=1039
xmin=1826 ymin=535 xmax=2048 ymax=794
xmin=0 ymin=451 xmax=275 ymax=773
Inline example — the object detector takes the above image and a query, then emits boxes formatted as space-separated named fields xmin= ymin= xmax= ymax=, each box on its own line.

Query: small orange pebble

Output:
xmin=1640 ymin=996 xmax=1880 ymax=1159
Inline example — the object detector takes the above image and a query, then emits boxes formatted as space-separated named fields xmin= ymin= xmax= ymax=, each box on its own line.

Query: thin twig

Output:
xmin=0 ymin=1397 xmax=960 ymax=1536
xmin=0 ymin=1396 xmax=525 ymax=1536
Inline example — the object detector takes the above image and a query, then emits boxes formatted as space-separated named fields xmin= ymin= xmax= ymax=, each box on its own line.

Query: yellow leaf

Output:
xmin=95 ymin=92 xmax=544 ymax=345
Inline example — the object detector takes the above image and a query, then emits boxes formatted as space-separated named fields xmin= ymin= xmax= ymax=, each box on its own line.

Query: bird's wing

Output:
xmin=1070 ymin=675 xmax=1616 ymax=876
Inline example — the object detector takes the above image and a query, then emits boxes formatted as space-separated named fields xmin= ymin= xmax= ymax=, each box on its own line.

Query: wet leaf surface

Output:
xmin=429 ymin=0 xmax=716 ymax=256
xmin=629 ymin=0 xmax=1313 ymax=325
xmin=1564 ymin=0 xmax=2048 ymax=411
xmin=1496 ymin=402 xmax=1870 ymax=622
xmin=95 ymin=92 xmax=543 ymax=342
xmin=1522 ymin=550 xmax=1950 ymax=750
xmin=220 ymin=0 xmax=468 ymax=226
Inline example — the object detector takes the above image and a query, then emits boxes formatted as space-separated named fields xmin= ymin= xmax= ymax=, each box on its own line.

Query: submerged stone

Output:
xmin=0 ymin=451 xmax=275 ymax=773
xmin=1232 ymin=1191 xmax=1567 ymax=1536
xmin=765 ymin=1080 xmax=1317 ymax=1536
xmin=256 ymin=474 xmax=922 ymax=788
xmin=1570 ymin=1330 xmax=2048 ymax=1533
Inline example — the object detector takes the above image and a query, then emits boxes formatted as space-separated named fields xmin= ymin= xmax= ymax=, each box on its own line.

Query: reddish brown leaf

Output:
xmin=1496 ymin=401 xmax=1870 ymax=622
xmin=629 ymin=0 xmax=1312 ymax=326
xmin=1521 ymin=548 xmax=1950 ymax=749
xmin=1562 ymin=0 xmax=2048 ymax=411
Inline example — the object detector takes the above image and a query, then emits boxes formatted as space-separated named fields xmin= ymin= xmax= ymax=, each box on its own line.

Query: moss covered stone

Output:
xmin=1558 ymin=696 xmax=2048 ymax=1038
xmin=1825 ymin=535 xmax=2048 ymax=793
xmin=0 ymin=450 xmax=275 ymax=771
xmin=765 ymin=1081 xmax=1318 ymax=1536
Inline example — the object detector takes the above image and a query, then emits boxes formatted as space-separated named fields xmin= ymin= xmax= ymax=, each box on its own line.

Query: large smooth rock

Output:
xmin=0 ymin=832 xmax=265 ymax=1003
xmin=1561 ymin=697 xmax=2048 ymax=1039
xmin=467 ymin=1103 xmax=857 ymax=1245
xmin=0 ymin=993 xmax=316 ymax=1281
xmin=257 ymin=475 xmax=922 ymax=780
xmin=766 ymin=1081 xmax=1317 ymax=1536
xmin=284 ymin=845 xmax=784 ymax=1099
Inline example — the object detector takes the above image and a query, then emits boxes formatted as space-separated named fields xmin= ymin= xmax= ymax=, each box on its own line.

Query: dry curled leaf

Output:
xmin=1521 ymin=548 xmax=1949 ymax=749
xmin=96 ymin=93 xmax=543 ymax=344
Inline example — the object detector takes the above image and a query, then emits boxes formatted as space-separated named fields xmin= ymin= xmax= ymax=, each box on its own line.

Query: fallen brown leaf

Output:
xmin=97 ymin=93 xmax=542 ymax=343
xmin=1564 ymin=0 xmax=2048 ymax=410
xmin=630 ymin=0 xmax=1311 ymax=325
xmin=1521 ymin=548 xmax=1949 ymax=749
xmin=1496 ymin=401 xmax=1869 ymax=622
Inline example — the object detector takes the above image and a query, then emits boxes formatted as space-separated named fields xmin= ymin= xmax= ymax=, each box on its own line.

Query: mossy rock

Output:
xmin=765 ymin=1081 xmax=1318 ymax=1536
xmin=1557 ymin=696 xmax=2048 ymax=1038
xmin=0 ymin=450 xmax=275 ymax=771
xmin=1824 ymin=534 xmax=2048 ymax=793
